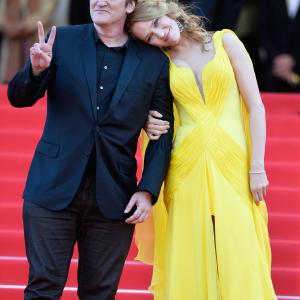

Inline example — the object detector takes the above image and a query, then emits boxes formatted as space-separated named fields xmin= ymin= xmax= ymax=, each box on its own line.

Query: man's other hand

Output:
xmin=124 ymin=191 xmax=152 ymax=224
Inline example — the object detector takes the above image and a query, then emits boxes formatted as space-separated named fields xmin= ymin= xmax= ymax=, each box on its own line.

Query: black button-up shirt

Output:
xmin=94 ymin=29 xmax=129 ymax=120
xmin=86 ymin=30 xmax=130 ymax=175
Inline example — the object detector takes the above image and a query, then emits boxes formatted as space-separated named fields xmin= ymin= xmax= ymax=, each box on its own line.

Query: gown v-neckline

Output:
xmin=168 ymin=33 xmax=217 ymax=104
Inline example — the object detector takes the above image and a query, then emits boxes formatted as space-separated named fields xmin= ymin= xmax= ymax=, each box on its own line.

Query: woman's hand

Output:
xmin=249 ymin=171 xmax=269 ymax=203
xmin=145 ymin=110 xmax=170 ymax=140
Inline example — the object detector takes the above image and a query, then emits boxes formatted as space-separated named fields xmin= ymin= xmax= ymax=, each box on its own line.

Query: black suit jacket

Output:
xmin=8 ymin=24 xmax=174 ymax=220
xmin=260 ymin=0 xmax=300 ymax=65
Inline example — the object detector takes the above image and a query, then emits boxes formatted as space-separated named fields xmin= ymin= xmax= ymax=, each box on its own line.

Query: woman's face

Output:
xmin=131 ymin=15 xmax=181 ymax=47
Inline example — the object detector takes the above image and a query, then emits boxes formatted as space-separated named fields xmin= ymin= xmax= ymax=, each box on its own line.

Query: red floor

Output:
xmin=0 ymin=85 xmax=300 ymax=299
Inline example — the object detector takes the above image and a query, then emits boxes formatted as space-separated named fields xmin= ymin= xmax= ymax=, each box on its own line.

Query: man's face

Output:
xmin=90 ymin=0 xmax=135 ymax=26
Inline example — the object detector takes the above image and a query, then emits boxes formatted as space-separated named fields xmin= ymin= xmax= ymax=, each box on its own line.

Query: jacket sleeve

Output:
xmin=7 ymin=32 xmax=57 ymax=107
xmin=137 ymin=59 xmax=174 ymax=204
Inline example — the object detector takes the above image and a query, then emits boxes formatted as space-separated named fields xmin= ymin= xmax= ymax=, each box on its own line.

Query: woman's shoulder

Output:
xmin=215 ymin=29 xmax=251 ymax=64
xmin=213 ymin=29 xmax=241 ymax=44
xmin=211 ymin=29 xmax=243 ymax=54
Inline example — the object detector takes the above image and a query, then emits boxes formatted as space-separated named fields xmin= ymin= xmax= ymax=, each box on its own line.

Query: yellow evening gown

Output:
xmin=135 ymin=29 xmax=276 ymax=300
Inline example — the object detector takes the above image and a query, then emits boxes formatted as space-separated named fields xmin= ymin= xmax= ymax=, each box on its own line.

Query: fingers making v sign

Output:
xmin=30 ymin=21 xmax=56 ymax=77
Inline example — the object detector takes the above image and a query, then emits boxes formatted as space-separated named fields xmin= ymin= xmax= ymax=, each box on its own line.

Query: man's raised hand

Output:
xmin=30 ymin=21 xmax=56 ymax=77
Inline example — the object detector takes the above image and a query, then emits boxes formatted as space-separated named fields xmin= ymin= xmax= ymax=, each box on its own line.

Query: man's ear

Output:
xmin=126 ymin=1 xmax=135 ymax=14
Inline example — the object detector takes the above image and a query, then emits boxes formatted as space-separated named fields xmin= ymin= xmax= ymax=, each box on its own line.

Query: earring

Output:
xmin=176 ymin=20 xmax=184 ymax=33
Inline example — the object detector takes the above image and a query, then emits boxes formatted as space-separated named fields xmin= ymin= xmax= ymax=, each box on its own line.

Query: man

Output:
xmin=180 ymin=0 xmax=244 ymax=30
xmin=7 ymin=0 xmax=174 ymax=299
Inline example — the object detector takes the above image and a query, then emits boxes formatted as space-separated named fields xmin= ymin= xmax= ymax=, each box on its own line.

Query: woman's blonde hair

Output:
xmin=127 ymin=0 xmax=208 ymax=43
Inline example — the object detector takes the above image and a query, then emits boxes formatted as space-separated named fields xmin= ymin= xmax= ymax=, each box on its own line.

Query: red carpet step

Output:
xmin=272 ymin=267 xmax=300 ymax=296
xmin=266 ymin=115 xmax=300 ymax=138
xmin=0 ymin=286 xmax=153 ymax=300
xmin=266 ymin=162 xmax=300 ymax=189
xmin=267 ymin=188 xmax=300 ymax=214
xmin=0 ymin=258 xmax=152 ymax=290
xmin=0 ymin=229 xmax=139 ymax=261
xmin=0 ymin=129 xmax=40 ymax=153
xmin=266 ymin=137 xmax=300 ymax=162
xmin=262 ymin=93 xmax=300 ymax=115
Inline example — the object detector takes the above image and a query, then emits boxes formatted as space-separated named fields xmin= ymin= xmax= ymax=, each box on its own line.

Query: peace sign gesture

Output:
xmin=30 ymin=21 xmax=56 ymax=77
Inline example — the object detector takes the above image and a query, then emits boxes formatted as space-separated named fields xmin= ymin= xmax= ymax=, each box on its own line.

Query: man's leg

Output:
xmin=23 ymin=202 xmax=78 ymax=300
xmin=77 ymin=178 xmax=134 ymax=300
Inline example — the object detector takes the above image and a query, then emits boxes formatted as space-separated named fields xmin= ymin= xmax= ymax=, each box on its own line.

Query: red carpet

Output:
xmin=0 ymin=85 xmax=300 ymax=299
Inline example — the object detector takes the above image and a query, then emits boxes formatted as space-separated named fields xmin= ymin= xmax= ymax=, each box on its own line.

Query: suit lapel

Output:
xmin=108 ymin=39 xmax=141 ymax=109
xmin=80 ymin=24 xmax=98 ymax=121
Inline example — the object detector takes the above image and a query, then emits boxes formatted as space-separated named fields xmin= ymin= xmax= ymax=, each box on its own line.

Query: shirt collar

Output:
xmin=93 ymin=26 xmax=131 ymax=51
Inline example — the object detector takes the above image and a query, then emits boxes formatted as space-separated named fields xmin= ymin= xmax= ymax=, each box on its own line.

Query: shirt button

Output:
xmin=97 ymin=106 xmax=100 ymax=110
xmin=99 ymin=85 xmax=104 ymax=90
xmin=104 ymin=66 xmax=108 ymax=70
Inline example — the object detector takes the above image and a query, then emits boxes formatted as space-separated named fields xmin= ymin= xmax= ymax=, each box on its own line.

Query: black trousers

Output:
xmin=23 ymin=172 xmax=134 ymax=300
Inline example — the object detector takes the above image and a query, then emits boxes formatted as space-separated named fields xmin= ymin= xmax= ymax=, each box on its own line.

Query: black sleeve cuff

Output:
xmin=136 ymin=187 xmax=158 ymax=205
xmin=29 ymin=65 xmax=49 ymax=84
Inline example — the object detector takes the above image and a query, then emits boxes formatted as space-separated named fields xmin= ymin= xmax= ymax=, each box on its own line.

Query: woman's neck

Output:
xmin=168 ymin=35 xmax=198 ymax=56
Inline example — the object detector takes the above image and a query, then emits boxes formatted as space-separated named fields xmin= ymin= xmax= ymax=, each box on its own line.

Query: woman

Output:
xmin=128 ymin=1 xmax=276 ymax=300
